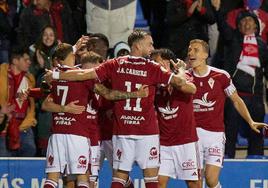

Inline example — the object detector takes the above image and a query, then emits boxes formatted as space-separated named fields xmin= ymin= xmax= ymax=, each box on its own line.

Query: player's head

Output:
xmin=128 ymin=29 xmax=154 ymax=58
xmin=86 ymin=33 xmax=109 ymax=59
xmin=52 ymin=43 xmax=75 ymax=66
xmin=187 ymin=39 xmax=209 ymax=69
xmin=80 ymin=51 xmax=103 ymax=69
xmin=151 ymin=48 xmax=176 ymax=71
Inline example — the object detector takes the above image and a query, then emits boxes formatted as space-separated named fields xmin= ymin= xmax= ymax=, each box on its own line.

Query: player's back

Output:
xmin=95 ymin=56 xmax=172 ymax=136
xmin=51 ymin=66 xmax=95 ymax=137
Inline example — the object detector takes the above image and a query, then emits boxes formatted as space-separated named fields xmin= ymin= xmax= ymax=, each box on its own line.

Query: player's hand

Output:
xmin=44 ymin=69 xmax=53 ymax=84
xmin=65 ymin=100 xmax=85 ymax=114
xmin=249 ymin=122 xmax=268 ymax=133
xmin=137 ymin=85 xmax=149 ymax=98
xmin=170 ymin=59 xmax=186 ymax=73
xmin=74 ymin=35 xmax=90 ymax=53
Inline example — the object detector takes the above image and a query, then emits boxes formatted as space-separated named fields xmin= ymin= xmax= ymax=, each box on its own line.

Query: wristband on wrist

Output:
xmin=52 ymin=70 xmax=60 ymax=80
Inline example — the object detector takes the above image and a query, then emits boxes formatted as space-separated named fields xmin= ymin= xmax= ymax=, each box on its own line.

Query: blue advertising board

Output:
xmin=0 ymin=158 xmax=268 ymax=188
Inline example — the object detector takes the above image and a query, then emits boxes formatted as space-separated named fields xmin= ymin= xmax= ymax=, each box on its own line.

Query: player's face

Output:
xmin=187 ymin=42 xmax=208 ymax=69
xmin=14 ymin=53 xmax=31 ymax=72
xmin=139 ymin=35 xmax=154 ymax=57
xmin=42 ymin=27 xmax=55 ymax=47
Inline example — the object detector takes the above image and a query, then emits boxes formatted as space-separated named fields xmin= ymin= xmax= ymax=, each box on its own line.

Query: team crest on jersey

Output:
xmin=208 ymin=78 xmax=215 ymax=89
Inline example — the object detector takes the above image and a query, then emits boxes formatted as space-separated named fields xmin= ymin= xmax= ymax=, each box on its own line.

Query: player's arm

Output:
xmin=229 ymin=91 xmax=268 ymax=133
xmin=94 ymin=83 xmax=149 ymax=101
xmin=169 ymin=59 xmax=187 ymax=90
xmin=178 ymin=82 xmax=196 ymax=94
xmin=45 ymin=68 xmax=98 ymax=83
xmin=169 ymin=72 xmax=186 ymax=90
xmin=41 ymin=96 xmax=85 ymax=114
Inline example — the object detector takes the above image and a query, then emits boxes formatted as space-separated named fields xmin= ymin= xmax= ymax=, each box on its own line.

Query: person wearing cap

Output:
xmin=225 ymin=0 xmax=268 ymax=43
xmin=212 ymin=0 xmax=268 ymax=159
xmin=113 ymin=42 xmax=131 ymax=58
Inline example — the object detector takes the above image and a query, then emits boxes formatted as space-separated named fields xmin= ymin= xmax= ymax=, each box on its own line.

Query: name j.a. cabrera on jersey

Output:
xmin=95 ymin=56 xmax=173 ymax=136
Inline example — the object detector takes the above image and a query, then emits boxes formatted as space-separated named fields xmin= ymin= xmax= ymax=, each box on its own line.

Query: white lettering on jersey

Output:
xmin=54 ymin=116 xmax=76 ymax=125
xmin=120 ymin=115 xmax=145 ymax=125
xmin=193 ymin=92 xmax=216 ymax=112
xmin=116 ymin=67 xmax=147 ymax=77
xmin=158 ymin=101 xmax=179 ymax=120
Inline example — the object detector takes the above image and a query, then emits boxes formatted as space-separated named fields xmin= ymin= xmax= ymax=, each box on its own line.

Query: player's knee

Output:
xmin=158 ymin=176 xmax=169 ymax=188
xmin=205 ymin=175 xmax=219 ymax=188
xmin=207 ymin=181 xmax=221 ymax=188
xmin=77 ymin=174 xmax=90 ymax=188
xmin=186 ymin=180 xmax=200 ymax=188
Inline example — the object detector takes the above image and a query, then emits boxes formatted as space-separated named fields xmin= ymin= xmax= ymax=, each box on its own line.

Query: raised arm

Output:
xmin=170 ymin=59 xmax=196 ymax=94
xmin=94 ymin=83 xmax=149 ymax=101
xmin=42 ymin=96 xmax=85 ymax=114
xmin=229 ymin=91 xmax=268 ymax=133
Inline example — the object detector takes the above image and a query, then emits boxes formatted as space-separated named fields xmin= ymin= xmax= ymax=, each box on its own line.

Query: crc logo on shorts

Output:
xmin=208 ymin=147 xmax=221 ymax=157
xmin=48 ymin=155 xmax=54 ymax=166
xmin=77 ymin=155 xmax=87 ymax=169
xmin=149 ymin=147 xmax=158 ymax=160
xmin=182 ymin=159 xmax=195 ymax=170
xmin=116 ymin=149 xmax=122 ymax=160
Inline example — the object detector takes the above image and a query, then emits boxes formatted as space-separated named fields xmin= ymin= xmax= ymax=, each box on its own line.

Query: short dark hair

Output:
xmin=189 ymin=39 xmax=209 ymax=54
xmin=80 ymin=51 xmax=103 ymax=65
xmin=9 ymin=46 xmax=29 ymax=63
xmin=52 ymin=43 xmax=73 ymax=61
xmin=128 ymin=29 xmax=151 ymax=48
xmin=151 ymin=48 xmax=177 ymax=62
xmin=90 ymin=33 xmax=109 ymax=48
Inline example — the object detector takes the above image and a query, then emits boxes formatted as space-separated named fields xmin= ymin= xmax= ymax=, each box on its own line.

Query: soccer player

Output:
xmin=45 ymin=30 xmax=187 ymax=188
xmin=42 ymin=43 xmax=148 ymax=188
xmin=187 ymin=39 xmax=267 ymax=188
xmin=151 ymin=49 xmax=200 ymax=188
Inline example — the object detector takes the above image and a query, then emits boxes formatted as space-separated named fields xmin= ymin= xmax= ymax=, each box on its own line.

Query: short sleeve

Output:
xmin=221 ymin=71 xmax=236 ymax=97
xmin=95 ymin=60 xmax=117 ymax=82
xmin=149 ymin=61 xmax=173 ymax=85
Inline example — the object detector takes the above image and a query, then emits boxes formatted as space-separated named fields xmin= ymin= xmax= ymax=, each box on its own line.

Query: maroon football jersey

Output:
xmin=50 ymin=66 xmax=97 ymax=138
xmin=97 ymin=81 xmax=114 ymax=141
xmin=156 ymin=72 xmax=198 ymax=146
xmin=190 ymin=66 xmax=236 ymax=132
xmin=95 ymin=56 xmax=173 ymax=135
